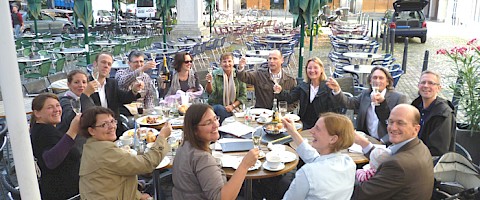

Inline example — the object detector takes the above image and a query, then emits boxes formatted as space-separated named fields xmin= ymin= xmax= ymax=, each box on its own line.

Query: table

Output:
xmin=342 ymin=52 xmax=383 ymax=65
xmin=261 ymin=39 xmax=292 ymax=49
xmin=49 ymin=79 xmax=68 ymax=91
xmin=57 ymin=48 xmax=86 ymax=54
xmin=0 ymin=97 xmax=34 ymax=118
xmin=144 ymin=49 xmax=178 ymax=56
xmin=336 ymin=39 xmax=371 ymax=46
xmin=92 ymin=40 xmax=121 ymax=47
xmin=17 ymin=56 xmax=50 ymax=63
xmin=343 ymin=64 xmax=377 ymax=86
xmin=336 ymin=34 xmax=365 ymax=40
xmin=234 ymin=57 xmax=267 ymax=65
xmin=266 ymin=34 xmax=294 ymax=40
xmin=169 ymin=42 xmax=196 ymax=50
xmin=112 ymin=60 xmax=129 ymax=69
xmin=290 ymin=129 xmax=382 ymax=164
xmin=245 ymin=50 xmax=274 ymax=58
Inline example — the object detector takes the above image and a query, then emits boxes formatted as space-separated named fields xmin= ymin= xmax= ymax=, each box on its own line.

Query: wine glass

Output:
xmin=70 ymin=98 xmax=81 ymax=115
xmin=91 ymin=68 xmax=100 ymax=92
xmin=278 ymin=101 xmax=288 ymax=118
xmin=272 ymin=77 xmax=281 ymax=94
xmin=136 ymin=101 xmax=144 ymax=115
xmin=252 ymin=128 xmax=263 ymax=149
xmin=150 ymin=52 xmax=157 ymax=62
xmin=329 ymin=64 xmax=336 ymax=78
xmin=167 ymin=136 xmax=180 ymax=156
xmin=371 ymin=81 xmax=380 ymax=106
xmin=136 ymin=75 xmax=144 ymax=94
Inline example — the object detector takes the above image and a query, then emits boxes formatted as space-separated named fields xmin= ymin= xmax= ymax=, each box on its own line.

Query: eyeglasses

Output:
xmin=93 ymin=119 xmax=117 ymax=128
xmin=198 ymin=116 xmax=219 ymax=126
xmin=419 ymin=81 xmax=440 ymax=86
xmin=184 ymin=60 xmax=193 ymax=64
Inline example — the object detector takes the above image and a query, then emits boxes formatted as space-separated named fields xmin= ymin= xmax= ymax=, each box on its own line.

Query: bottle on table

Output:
xmin=163 ymin=55 xmax=170 ymax=83
xmin=272 ymin=99 xmax=280 ymax=123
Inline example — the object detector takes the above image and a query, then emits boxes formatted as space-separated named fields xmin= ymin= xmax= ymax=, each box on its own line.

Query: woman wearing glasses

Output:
xmin=172 ymin=104 xmax=259 ymax=199
xmin=159 ymin=52 xmax=203 ymax=101
xmin=78 ymin=106 xmax=171 ymax=199
xmin=205 ymin=52 xmax=247 ymax=124
xmin=30 ymin=93 xmax=82 ymax=200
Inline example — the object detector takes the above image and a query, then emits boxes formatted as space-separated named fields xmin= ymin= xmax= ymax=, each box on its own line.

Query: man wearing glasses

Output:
xmin=411 ymin=70 xmax=455 ymax=157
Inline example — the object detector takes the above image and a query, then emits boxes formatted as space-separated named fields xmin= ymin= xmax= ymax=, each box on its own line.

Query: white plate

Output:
xmin=285 ymin=114 xmax=300 ymax=121
xmin=249 ymin=108 xmax=273 ymax=116
xmin=280 ymin=151 xmax=297 ymax=163
xmin=262 ymin=162 xmax=285 ymax=171
xmin=232 ymin=160 xmax=262 ymax=171
xmin=256 ymin=117 xmax=272 ymax=124
xmin=123 ymin=127 xmax=159 ymax=137
xmin=156 ymin=156 xmax=171 ymax=169
xmin=136 ymin=115 xmax=167 ymax=126
xmin=170 ymin=117 xmax=184 ymax=127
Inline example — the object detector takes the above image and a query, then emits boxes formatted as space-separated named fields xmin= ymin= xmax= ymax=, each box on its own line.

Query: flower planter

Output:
xmin=456 ymin=127 xmax=480 ymax=165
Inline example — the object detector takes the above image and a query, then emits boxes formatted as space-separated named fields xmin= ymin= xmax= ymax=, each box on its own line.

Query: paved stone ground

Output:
xmin=1 ymin=12 xmax=478 ymax=199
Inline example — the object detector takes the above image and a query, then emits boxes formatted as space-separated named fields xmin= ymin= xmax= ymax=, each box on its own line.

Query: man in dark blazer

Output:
xmin=88 ymin=52 xmax=142 ymax=137
xmin=327 ymin=67 xmax=408 ymax=143
xmin=352 ymin=104 xmax=434 ymax=200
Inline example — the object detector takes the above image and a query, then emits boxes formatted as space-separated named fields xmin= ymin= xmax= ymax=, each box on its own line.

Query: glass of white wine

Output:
xmin=70 ymin=98 xmax=81 ymax=115
xmin=272 ymin=77 xmax=281 ymax=94
xmin=91 ymin=68 xmax=100 ymax=92
xmin=371 ymin=81 xmax=380 ymax=106
xmin=252 ymin=129 xmax=263 ymax=149
xmin=150 ymin=52 xmax=157 ymax=63
xmin=136 ymin=75 xmax=144 ymax=94
xmin=278 ymin=101 xmax=288 ymax=118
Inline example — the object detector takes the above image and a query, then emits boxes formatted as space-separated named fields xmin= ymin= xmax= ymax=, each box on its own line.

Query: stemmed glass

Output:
xmin=91 ymin=67 xmax=100 ymax=92
xmin=252 ymin=128 xmax=263 ymax=149
xmin=70 ymin=98 xmax=81 ymax=115
xmin=371 ymin=81 xmax=380 ymax=106
xmin=136 ymin=75 xmax=144 ymax=94
xmin=272 ymin=77 xmax=281 ymax=94
xmin=278 ymin=101 xmax=288 ymax=118
xmin=150 ymin=52 xmax=157 ymax=63
xmin=329 ymin=64 xmax=336 ymax=78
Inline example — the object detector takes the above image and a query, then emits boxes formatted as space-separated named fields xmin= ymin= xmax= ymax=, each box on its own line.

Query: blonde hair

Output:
xmin=304 ymin=57 xmax=327 ymax=83
xmin=321 ymin=112 xmax=355 ymax=152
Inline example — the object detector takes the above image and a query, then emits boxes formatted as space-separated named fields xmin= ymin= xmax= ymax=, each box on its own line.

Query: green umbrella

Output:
xmin=204 ymin=0 xmax=215 ymax=35
xmin=157 ymin=0 xmax=177 ymax=48
xmin=289 ymin=0 xmax=322 ymax=80
xmin=74 ymin=0 xmax=93 ymax=64
xmin=27 ymin=0 xmax=42 ymax=38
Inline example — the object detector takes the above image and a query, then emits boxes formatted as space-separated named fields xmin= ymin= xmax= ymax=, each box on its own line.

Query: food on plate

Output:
xmin=265 ymin=122 xmax=284 ymax=134
xmin=146 ymin=131 xmax=156 ymax=143
xmin=142 ymin=116 xmax=162 ymax=124
xmin=178 ymin=104 xmax=188 ymax=113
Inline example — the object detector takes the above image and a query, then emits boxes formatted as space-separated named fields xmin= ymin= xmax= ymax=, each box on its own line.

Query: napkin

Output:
xmin=218 ymin=121 xmax=255 ymax=137
xmin=124 ymin=103 xmax=139 ymax=115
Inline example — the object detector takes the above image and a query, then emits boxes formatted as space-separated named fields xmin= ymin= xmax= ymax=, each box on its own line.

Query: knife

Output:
xmin=270 ymin=135 xmax=292 ymax=144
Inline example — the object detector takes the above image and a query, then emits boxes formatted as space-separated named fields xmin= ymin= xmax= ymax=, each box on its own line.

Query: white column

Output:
xmin=218 ymin=0 xmax=225 ymax=11
xmin=0 ymin=1 xmax=41 ymax=200
xmin=228 ymin=0 xmax=234 ymax=14
xmin=170 ymin=0 xmax=208 ymax=38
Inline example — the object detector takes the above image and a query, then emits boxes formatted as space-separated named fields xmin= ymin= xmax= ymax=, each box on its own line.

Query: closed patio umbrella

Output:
xmin=157 ymin=0 xmax=176 ymax=49
xmin=74 ymin=0 xmax=93 ymax=64
xmin=289 ymin=0 xmax=321 ymax=80
xmin=27 ymin=0 xmax=41 ymax=38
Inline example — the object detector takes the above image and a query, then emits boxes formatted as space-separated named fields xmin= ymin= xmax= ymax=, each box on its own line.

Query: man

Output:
xmin=352 ymin=104 xmax=434 ymax=200
xmin=411 ymin=70 xmax=455 ymax=156
xmin=90 ymin=52 xmax=141 ymax=137
xmin=236 ymin=50 xmax=296 ymax=110
xmin=327 ymin=67 xmax=408 ymax=143
xmin=115 ymin=50 xmax=156 ymax=110
xmin=11 ymin=4 xmax=23 ymax=38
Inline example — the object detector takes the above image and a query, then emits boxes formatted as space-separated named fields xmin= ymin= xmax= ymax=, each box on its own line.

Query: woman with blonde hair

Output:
xmin=282 ymin=112 xmax=356 ymax=199
xmin=274 ymin=57 xmax=340 ymax=129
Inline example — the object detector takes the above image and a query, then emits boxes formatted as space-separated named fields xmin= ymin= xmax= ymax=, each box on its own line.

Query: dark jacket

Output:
xmin=353 ymin=138 xmax=434 ymax=200
xmin=411 ymin=96 xmax=456 ymax=156
xmin=236 ymin=68 xmax=296 ymax=110
xmin=276 ymin=81 xmax=341 ymax=129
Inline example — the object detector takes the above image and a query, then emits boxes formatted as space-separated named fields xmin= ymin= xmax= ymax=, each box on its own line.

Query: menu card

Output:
xmin=218 ymin=121 xmax=255 ymax=137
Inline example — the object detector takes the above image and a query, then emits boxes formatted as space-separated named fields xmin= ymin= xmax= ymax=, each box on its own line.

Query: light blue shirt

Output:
xmin=283 ymin=141 xmax=356 ymax=200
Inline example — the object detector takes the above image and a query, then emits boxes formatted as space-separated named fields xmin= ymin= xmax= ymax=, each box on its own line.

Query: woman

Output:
xmin=159 ymin=52 xmax=203 ymax=101
xmin=172 ymin=104 xmax=259 ymax=200
xmin=30 ymin=93 xmax=82 ymax=200
xmin=274 ymin=57 xmax=340 ymax=129
xmin=205 ymin=53 xmax=247 ymax=123
xmin=282 ymin=113 xmax=356 ymax=199
xmin=78 ymin=106 xmax=171 ymax=200
xmin=57 ymin=70 xmax=96 ymax=133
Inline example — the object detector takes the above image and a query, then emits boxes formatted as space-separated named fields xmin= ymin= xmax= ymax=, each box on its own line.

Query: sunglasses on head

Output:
xmin=184 ymin=60 xmax=193 ymax=64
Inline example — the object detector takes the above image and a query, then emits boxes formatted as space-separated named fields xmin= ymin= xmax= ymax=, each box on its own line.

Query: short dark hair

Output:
xmin=79 ymin=106 xmax=115 ymax=138
xmin=367 ymin=66 xmax=394 ymax=90
xmin=220 ymin=52 xmax=233 ymax=61
xmin=30 ymin=93 xmax=59 ymax=128
xmin=173 ymin=52 xmax=192 ymax=72
xmin=128 ymin=50 xmax=145 ymax=62
xmin=95 ymin=52 xmax=114 ymax=62
xmin=67 ymin=70 xmax=88 ymax=83
xmin=182 ymin=104 xmax=212 ymax=151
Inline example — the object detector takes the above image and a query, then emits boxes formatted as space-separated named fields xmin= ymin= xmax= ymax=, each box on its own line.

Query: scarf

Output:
xmin=167 ymin=69 xmax=196 ymax=96
xmin=223 ymin=72 xmax=236 ymax=106
xmin=64 ymin=90 xmax=80 ymax=99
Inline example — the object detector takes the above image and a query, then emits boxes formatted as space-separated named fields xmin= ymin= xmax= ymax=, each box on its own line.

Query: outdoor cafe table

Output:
xmin=245 ymin=50 xmax=274 ymax=58
xmin=169 ymin=42 xmax=196 ymax=50
xmin=336 ymin=34 xmax=365 ymax=40
xmin=17 ymin=56 xmax=50 ymax=63
xmin=144 ymin=49 xmax=178 ymax=56
xmin=290 ymin=129 xmax=382 ymax=164
xmin=343 ymin=52 xmax=383 ymax=65
xmin=50 ymin=79 xmax=68 ymax=91
xmin=0 ymin=97 xmax=34 ymax=118
xmin=261 ymin=39 xmax=292 ymax=49
xmin=112 ymin=60 xmax=129 ymax=70
xmin=342 ymin=64 xmax=377 ymax=86
xmin=234 ymin=57 xmax=267 ymax=66
xmin=266 ymin=34 xmax=294 ymax=40
xmin=92 ymin=40 xmax=121 ymax=47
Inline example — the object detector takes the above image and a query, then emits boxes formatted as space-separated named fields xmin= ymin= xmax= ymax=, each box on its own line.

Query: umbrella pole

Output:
xmin=308 ymin=23 xmax=313 ymax=58
xmin=210 ymin=0 xmax=214 ymax=35
xmin=115 ymin=0 xmax=119 ymax=23
xmin=162 ymin=0 xmax=167 ymax=49
xmin=34 ymin=19 xmax=38 ymax=38
xmin=298 ymin=15 xmax=305 ymax=81
xmin=84 ymin=0 xmax=90 ymax=64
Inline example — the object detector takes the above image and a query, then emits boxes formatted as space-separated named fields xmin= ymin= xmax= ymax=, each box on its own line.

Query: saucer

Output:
xmin=232 ymin=160 xmax=262 ymax=171
xmin=262 ymin=162 xmax=285 ymax=171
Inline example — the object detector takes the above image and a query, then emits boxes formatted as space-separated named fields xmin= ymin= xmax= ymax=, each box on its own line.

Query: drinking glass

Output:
xmin=278 ymin=101 xmax=288 ymax=118
xmin=150 ymin=52 xmax=157 ymax=62
xmin=136 ymin=75 xmax=144 ymax=94
xmin=371 ymin=81 xmax=380 ymax=106
xmin=70 ymin=98 xmax=81 ymax=115
xmin=252 ymin=129 xmax=263 ymax=149
xmin=272 ymin=77 xmax=281 ymax=94
xmin=136 ymin=101 xmax=144 ymax=115
xmin=167 ymin=137 xmax=180 ymax=156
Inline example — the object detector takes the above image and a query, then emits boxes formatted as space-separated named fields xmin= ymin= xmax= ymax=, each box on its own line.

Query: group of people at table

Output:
xmin=28 ymin=47 xmax=455 ymax=199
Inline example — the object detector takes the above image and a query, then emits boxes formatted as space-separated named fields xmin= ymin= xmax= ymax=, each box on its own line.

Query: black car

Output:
xmin=386 ymin=0 xmax=429 ymax=43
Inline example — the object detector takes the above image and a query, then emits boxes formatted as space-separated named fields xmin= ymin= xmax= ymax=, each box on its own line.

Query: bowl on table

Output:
xmin=263 ymin=122 xmax=286 ymax=135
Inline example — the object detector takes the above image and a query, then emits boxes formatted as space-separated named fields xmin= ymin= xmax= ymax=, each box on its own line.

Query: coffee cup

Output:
xmin=266 ymin=152 xmax=282 ymax=169
xmin=119 ymin=135 xmax=133 ymax=146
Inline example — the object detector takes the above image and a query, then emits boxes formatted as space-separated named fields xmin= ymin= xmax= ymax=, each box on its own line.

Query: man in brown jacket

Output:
xmin=353 ymin=104 xmax=434 ymax=200
xmin=236 ymin=50 xmax=296 ymax=110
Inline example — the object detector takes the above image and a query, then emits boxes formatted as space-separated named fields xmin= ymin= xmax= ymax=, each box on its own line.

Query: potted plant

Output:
xmin=437 ymin=38 xmax=480 ymax=164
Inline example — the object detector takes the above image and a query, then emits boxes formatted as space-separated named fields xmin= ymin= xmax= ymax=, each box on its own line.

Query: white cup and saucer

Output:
xmin=263 ymin=152 xmax=285 ymax=171
xmin=119 ymin=135 xmax=133 ymax=146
